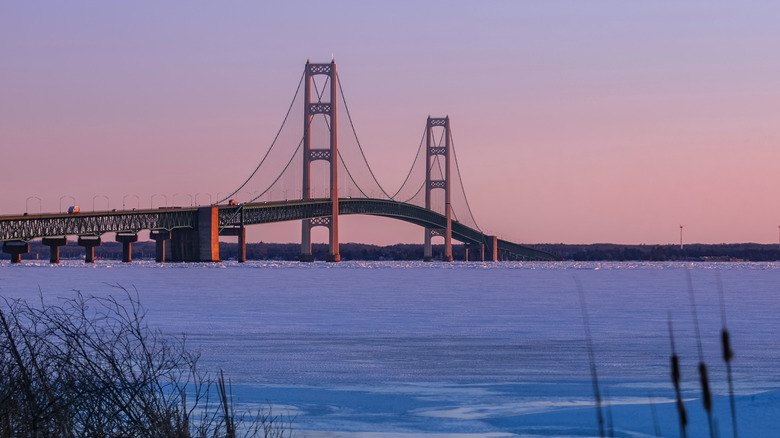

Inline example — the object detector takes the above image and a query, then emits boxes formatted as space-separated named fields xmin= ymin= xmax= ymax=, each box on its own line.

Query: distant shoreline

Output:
xmin=8 ymin=241 xmax=780 ymax=262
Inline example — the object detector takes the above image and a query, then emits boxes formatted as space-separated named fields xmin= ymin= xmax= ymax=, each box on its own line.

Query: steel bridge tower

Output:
xmin=301 ymin=60 xmax=340 ymax=262
xmin=424 ymin=116 xmax=453 ymax=262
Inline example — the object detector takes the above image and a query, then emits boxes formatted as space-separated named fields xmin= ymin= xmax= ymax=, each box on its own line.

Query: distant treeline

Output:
xmin=536 ymin=243 xmax=780 ymax=262
xmin=7 ymin=240 xmax=780 ymax=262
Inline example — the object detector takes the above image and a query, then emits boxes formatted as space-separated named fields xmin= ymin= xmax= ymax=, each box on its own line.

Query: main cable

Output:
xmin=246 ymin=138 xmax=304 ymax=203
xmin=337 ymin=76 xmax=393 ymax=199
xmin=219 ymin=71 xmax=305 ymax=204
xmin=390 ymin=128 xmax=426 ymax=200
xmin=449 ymin=129 xmax=482 ymax=232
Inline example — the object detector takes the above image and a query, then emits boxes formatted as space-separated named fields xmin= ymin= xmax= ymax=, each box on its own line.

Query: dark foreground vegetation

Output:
xmin=11 ymin=240 xmax=780 ymax=262
xmin=0 ymin=288 xmax=292 ymax=438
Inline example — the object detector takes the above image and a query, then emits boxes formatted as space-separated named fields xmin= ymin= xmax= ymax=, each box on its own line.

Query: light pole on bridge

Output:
xmin=59 ymin=195 xmax=75 ymax=213
xmin=195 ymin=192 xmax=212 ymax=206
xmin=25 ymin=196 xmax=42 ymax=215
xmin=172 ymin=193 xmax=193 ymax=207
xmin=123 ymin=194 xmax=139 ymax=210
xmin=151 ymin=194 xmax=167 ymax=209
xmin=92 ymin=195 xmax=109 ymax=212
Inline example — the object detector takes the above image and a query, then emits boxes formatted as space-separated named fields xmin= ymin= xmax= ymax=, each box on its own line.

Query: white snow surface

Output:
xmin=1 ymin=260 xmax=778 ymax=437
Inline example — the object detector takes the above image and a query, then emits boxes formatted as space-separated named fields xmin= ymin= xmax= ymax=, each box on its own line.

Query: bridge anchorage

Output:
xmin=0 ymin=59 xmax=557 ymax=264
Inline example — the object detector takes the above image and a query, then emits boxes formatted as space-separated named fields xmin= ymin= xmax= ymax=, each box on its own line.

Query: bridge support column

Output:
xmin=3 ymin=241 xmax=29 ymax=264
xmin=485 ymin=236 xmax=498 ymax=262
xmin=465 ymin=243 xmax=482 ymax=262
xmin=424 ymin=230 xmax=432 ymax=261
xmin=77 ymin=236 xmax=102 ymax=263
xmin=168 ymin=208 xmax=220 ymax=262
xmin=300 ymin=221 xmax=314 ymax=262
xmin=170 ymin=229 xmax=196 ymax=262
xmin=115 ymin=233 xmax=138 ymax=263
xmin=42 ymin=236 xmax=67 ymax=264
xmin=424 ymin=228 xmax=447 ymax=262
xmin=238 ymin=226 xmax=246 ymax=263
xmin=150 ymin=230 xmax=170 ymax=263
xmin=198 ymin=207 xmax=220 ymax=262
xmin=443 ymin=203 xmax=452 ymax=262
xmin=464 ymin=244 xmax=469 ymax=261
xmin=220 ymin=226 xmax=246 ymax=263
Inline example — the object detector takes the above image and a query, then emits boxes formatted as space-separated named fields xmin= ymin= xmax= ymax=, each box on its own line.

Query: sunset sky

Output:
xmin=2 ymin=1 xmax=780 ymax=246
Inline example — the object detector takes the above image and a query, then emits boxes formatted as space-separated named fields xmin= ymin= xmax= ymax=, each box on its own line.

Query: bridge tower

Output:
xmin=301 ymin=60 xmax=340 ymax=262
xmin=424 ymin=116 xmax=453 ymax=262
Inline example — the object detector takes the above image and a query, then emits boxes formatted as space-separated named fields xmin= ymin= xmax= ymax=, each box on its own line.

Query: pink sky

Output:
xmin=2 ymin=1 xmax=780 ymax=246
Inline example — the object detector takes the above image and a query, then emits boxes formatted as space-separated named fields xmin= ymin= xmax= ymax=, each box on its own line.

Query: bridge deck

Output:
xmin=0 ymin=199 xmax=556 ymax=261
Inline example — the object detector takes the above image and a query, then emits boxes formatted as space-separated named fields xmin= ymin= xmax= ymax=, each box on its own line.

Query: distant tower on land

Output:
xmin=680 ymin=225 xmax=684 ymax=250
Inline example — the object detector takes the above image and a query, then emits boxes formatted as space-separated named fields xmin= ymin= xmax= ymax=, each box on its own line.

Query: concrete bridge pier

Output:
xmin=464 ymin=243 xmax=484 ymax=262
xmin=300 ymin=219 xmax=314 ymax=262
xmin=168 ymin=207 xmax=219 ymax=262
xmin=220 ymin=226 xmax=246 ymax=263
xmin=170 ymin=229 xmax=196 ymax=262
xmin=150 ymin=230 xmax=170 ymax=262
xmin=424 ymin=228 xmax=443 ymax=262
xmin=77 ymin=236 xmax=102 ymax=263
xmin=238 ymin=227 xmax=245 ymax=263
xmin=423 ymin=229 xmax=432 ymax=261
xmin=484 ymin=236 xmax=498 ymax=262
xmin=197 ymin=207 xmax=219 ymax=262
xmin=115 ymin=233 xmax=138 ymax=263
xmin=3 ymin=241 xmax=29 ymax=263
xmin=42 ymin=236 xmax=67 ymax=263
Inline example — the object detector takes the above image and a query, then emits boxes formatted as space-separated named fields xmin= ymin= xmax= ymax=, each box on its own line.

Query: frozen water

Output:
xmin=1 ymin=260 xmax=778 ymax=437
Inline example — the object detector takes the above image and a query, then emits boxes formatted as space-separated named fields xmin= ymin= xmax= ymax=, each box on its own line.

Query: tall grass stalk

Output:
xmin=648 ymin=392 xmax=661 ymax=437
xmin=716 ymin=273 xmax=738 ymax=438
xmin=668 ymin=314 xmax=688 ymax=438
xmin=686 ymin=270 xmax=715 ymax=438
xmin=575 ymin=278 xmax=605 ymax=438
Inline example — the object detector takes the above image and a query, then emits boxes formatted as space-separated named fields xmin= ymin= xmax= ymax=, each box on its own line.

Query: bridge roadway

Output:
xmin=0 ymin=198 xmax=555 ymax=261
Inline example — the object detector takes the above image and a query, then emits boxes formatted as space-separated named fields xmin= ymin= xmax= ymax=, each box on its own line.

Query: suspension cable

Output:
xmin=312 ymin=75 xmax=371 ymax=198
xmin=399 ymin=157 xmax=436 ymax=204
xmin=390 ymin=128 xmax=426 ymax=200
xmin=244 ymin=92 xmax=325 ymax=204
xmin=449 ymin=129 xmax=482 ymax=232
xmin=219 ymin=71 xmax=305 ymax=204
xmin=336 ymin=76 xmax=395 ymax=199
xmin=337 ymin=151 xmax=370 ymax=198
xmin=246 ymin=137 xmax=304 ymax=203
xmin=399 ymin=177 xmax=426 ymax=204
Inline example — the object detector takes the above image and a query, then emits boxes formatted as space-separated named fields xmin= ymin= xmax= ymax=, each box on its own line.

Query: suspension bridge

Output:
xmin=0 ymin=60 xmax=555 ymax=263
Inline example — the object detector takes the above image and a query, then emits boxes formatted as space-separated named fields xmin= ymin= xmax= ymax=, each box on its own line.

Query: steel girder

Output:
xmin=218 ymin=198 xmax=557 ymax=261
xmin=0 ymin=200 xmax=556 ymax=261
xmin=496 ymin=239 xmax=557 ymax=261
xmin=0 ymin=209 xmax=196 ymax=242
